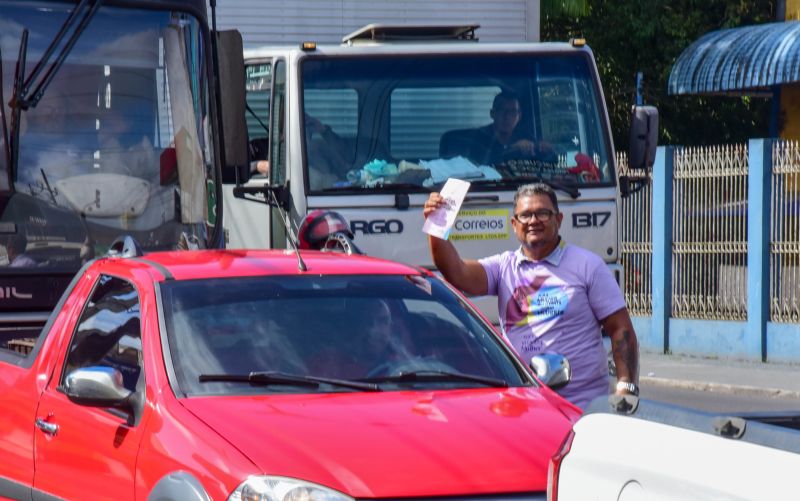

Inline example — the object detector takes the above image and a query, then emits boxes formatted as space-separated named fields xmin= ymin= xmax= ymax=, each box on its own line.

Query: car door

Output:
xmin=32 ymin=274 xmax=146 ymax=501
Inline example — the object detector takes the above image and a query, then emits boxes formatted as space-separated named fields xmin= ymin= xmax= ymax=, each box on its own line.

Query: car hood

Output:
xmin=181 ymin=387 xmax=575 ymax=497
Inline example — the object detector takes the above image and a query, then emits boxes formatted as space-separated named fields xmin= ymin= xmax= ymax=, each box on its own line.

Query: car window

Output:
xmin=244 ymin=62 xmax=271 ymax=178
xmin=161 ymin=274 xmax=529 ymax=396
xmin=62 ymin=275 xmax=142 ymax=393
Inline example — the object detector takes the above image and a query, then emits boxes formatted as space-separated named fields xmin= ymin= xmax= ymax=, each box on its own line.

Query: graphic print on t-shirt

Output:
xmin=505 ymin=275 xmax=570 ymax=330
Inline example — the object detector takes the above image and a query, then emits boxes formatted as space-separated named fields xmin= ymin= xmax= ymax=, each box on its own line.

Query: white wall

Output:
xmin=213 ymin=0 xmax=539 ymax=47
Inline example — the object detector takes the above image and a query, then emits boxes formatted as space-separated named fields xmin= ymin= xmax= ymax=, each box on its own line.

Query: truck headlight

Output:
xmin=229 ymin=476 xmax=355 ymax=501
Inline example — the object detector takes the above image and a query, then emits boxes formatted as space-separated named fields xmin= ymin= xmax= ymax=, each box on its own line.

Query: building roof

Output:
xmin=668 ymin=20 xmax=800 ymax=96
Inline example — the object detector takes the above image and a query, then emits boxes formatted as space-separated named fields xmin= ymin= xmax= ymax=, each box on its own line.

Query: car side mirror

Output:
xmin=628 ymin=105 xmax=658 ymax=170
xmin=63 ymin=366 xmax=132 ymax=409
xmin=530 ymin=352 xmax=571 ymax=390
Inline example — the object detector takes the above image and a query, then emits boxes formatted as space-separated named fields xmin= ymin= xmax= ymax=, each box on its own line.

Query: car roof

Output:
xmin=100 ymin=249 xmax=425 ymax=282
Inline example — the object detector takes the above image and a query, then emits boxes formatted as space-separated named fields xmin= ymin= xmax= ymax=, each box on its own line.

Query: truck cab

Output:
xmin=223 ymin=25 xmax=642 ymax=320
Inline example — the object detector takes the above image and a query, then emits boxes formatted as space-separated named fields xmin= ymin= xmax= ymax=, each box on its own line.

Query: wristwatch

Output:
xmin=615 ymin=380 xmax=639 ymax=396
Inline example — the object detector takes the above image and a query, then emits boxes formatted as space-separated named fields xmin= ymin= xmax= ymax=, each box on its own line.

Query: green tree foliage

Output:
xmin=542 ymin=0 xmax=776 ymax=149
xmin=542 ymin=0 xmax=589 ymax=17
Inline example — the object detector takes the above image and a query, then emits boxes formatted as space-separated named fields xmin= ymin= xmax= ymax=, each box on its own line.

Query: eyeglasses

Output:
xmin=514 ymin=209 xmax=555 ymax=224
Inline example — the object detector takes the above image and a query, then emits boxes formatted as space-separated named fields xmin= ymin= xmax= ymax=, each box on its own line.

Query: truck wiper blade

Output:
xmin=0 ymin=45 xmax=9 ymax=173
xmin=471 ymin=176 xmax=581 ymax=199
xmin=9 ymin=0 xmax=104 ymax=175
xmin=17 ymin=0 xmax=103 ymax=110
xmin=320 ymin=183 xmax=432 ymax=192
xmin=362 ymin=370 xmax=508 ymax=388
xmin=199 ymin=371 xmax=381 ymax=392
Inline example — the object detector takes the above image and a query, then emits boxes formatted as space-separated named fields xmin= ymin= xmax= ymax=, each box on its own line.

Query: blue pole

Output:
xmin=651 ymin=146 xmax=673 ymax=353
xmin=635 ymin=72 xmax=644 ymax=106
xmin=747 ymin=139 xmax=772 ymax=361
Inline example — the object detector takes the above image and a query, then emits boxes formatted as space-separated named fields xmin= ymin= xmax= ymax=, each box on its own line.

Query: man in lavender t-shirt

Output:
xmin=423 ymin=183 xmax=639 ymax=409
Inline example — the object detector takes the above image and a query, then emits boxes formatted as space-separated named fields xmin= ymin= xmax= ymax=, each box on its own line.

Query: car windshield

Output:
xmin=0 ymin=3 xmax=215 ymax=273
xmin=296 ymin=52 xmax=612 ymax=193
xmin=161 ymin=274 xmax=530 ymax=396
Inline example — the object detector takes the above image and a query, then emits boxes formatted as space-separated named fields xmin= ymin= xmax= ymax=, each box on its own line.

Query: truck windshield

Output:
xmin=299 ymin=52 xmax=612 ymax=193
xmin=0 ymin=3 xmax=215 ymax=273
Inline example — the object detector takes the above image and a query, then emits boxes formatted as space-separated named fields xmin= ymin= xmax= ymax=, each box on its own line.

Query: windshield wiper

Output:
xmin=471 ymin=176 xmax=581 ymax=199
xmin=199 ymin=371 xmax=381 ymax=392
xmin=362 ymin=370 xmax=508 ymax=388
xmin=0 ymin=45 xmax=9 ymax=173
xmin=320 ymin=183 xmax=432 ymax=193
xmin=9 ymin=0 xmax=104 ymax=174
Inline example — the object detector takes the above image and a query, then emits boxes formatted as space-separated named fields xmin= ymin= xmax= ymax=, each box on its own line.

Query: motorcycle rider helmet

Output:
xmin=298 ymin=210 xmax=355 ymax=250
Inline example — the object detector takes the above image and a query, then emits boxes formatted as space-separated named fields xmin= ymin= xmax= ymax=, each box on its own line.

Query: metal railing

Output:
xmin=770 ymin=140 xmax=800 ymax=323
xmin=617 ymin=152 xmax=653 ymax=315
xmin=619 ymin=141 xmax=800 ymax=326
xmin=671 ymin=144 xmax=749 ymax=320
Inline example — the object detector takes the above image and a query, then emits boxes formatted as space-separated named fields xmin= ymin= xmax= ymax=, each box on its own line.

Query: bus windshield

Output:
xmin=298 ymin=52 xmax=613 ymax=193
xmin=0 ymin=2 xmax=215 ymax=273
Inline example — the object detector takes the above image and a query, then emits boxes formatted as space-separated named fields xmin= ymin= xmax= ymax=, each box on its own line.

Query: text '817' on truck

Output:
xmin=0 ymin=0 xmax=247 ymax=342
xmin=223 ymin=24 xmax=657 ymax=322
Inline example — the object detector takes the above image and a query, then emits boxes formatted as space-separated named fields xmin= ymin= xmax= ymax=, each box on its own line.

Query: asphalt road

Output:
xmin=639 ymin=382 xmax=800 ymax=414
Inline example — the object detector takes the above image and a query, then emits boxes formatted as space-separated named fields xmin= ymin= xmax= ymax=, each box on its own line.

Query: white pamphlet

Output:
xmin=422 ymin=178 xmax=471 ymax=240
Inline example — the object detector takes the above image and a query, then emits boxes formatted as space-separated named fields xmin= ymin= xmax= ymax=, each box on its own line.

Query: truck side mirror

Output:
xmin=628 ymin=105 xmax=658 ymax=170
xmin=215 ymin=30 xmax=249 ymax=182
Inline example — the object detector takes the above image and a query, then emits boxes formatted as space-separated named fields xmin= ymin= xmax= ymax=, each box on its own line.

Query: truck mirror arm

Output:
xmin=618 ymin=175 xmax=649 ymax=198
xmin=233 ymin=184 xmax=290 ymax=210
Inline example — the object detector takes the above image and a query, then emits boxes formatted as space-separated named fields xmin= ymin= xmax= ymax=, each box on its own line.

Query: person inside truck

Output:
xmin=248 ymin=137 xmax=270 ymax=176
xmin=305 ymin=113 xmax=395 ymax=190
xmin=305 ymin=113 xmax=353 ymax=189
xmin=422 ymin=182 xmax=639 ymax=409
xmin=4 ymin=232 xmax=36 ymax=268
xmin=439 ymin=90 xmax=556 ymax=166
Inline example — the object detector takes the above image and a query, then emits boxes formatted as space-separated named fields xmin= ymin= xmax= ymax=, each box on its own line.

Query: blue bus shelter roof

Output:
xmin=668 ymin=21 xmax=800 ymax=96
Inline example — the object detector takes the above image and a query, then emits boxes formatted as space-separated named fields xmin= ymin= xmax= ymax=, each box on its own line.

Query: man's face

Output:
xmin=511 ymin=194 xmax=562 ymax=251
xmin=490 ymin=99 xmax=521 ymax=136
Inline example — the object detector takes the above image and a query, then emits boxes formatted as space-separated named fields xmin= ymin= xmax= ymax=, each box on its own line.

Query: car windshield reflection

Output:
xmin=161 ymin=274 xmax=530 ymax=396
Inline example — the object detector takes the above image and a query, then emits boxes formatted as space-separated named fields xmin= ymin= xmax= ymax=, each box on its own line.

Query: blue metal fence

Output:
xmin=626 ymin=140 xmax=800 ymax=362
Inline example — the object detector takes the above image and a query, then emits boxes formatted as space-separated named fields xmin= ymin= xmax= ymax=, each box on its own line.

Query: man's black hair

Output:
xmin=514 ymin=183 xmax=559 ymax=213
xmin=492 ymin=90 xmax=521 ymax=111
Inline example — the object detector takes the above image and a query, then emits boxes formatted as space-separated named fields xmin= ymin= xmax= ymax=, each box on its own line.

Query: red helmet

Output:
xmin=298 ymin=210 xmax=355 ymax=250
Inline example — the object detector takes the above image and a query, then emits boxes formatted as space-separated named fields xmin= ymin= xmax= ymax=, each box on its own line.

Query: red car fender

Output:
xmin=135 ymin=391 xmax=256 ymax=500
xmin=127 ymin=264 xmax=255 ymax=500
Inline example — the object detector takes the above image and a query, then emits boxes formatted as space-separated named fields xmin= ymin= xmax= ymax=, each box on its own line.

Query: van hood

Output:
xmin=181 ymin=387 xmax=575 ymax=498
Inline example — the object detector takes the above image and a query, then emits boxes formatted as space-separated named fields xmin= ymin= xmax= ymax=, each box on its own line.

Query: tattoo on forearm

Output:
xmin=612 ymin=330 xmax=639 ymax=379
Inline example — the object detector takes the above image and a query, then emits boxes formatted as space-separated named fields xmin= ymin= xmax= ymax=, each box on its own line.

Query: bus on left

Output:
xmin=0 ymin=0 xmax=246 ymax=340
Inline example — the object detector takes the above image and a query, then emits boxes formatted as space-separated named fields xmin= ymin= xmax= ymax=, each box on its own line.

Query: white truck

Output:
xmin=222 ymin=24 xmax=656 ymax=319
xmin=547 ymin=395 xmax=800 ymax=500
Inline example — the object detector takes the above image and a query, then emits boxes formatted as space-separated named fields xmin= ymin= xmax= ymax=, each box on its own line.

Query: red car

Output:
xmin=0 ymin=248 xmax=580 ymax=500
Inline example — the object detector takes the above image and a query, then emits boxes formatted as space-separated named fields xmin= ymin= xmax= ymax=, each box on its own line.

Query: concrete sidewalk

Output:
xmin=639 ymin=351 xmax=800 ymax=399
